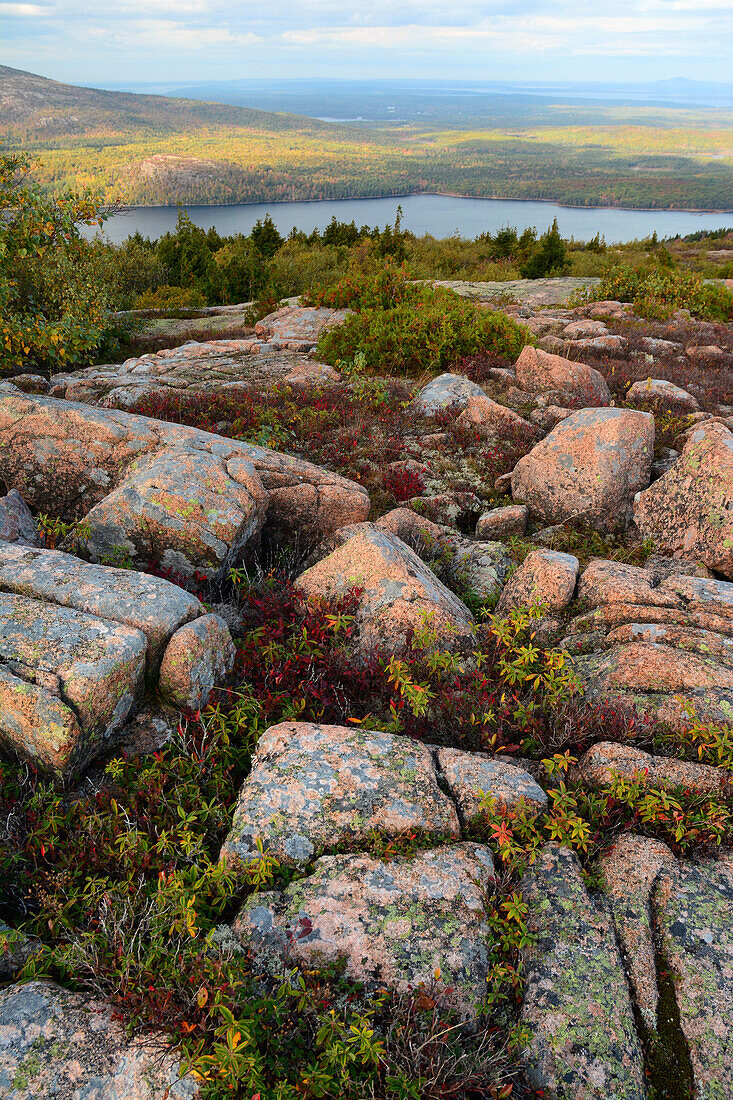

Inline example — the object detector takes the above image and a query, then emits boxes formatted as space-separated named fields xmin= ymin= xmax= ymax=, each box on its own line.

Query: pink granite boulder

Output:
xmin=512 ymin=407 xmax=654 ymax=533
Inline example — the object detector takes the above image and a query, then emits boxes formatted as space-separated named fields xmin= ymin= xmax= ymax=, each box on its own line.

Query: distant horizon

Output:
xmin=1 ymin=1 xmax=729 ymax=86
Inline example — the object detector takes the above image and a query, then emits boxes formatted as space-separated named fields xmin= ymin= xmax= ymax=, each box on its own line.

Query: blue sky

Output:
xmin=1 ymin=0 xmax=730 ymax=86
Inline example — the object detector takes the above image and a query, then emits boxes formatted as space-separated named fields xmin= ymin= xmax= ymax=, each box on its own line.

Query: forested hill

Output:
xmin=0 ymin=64 xmax=338 ymax=139
xmin=2 ymin=65 xmax=733 ymax=211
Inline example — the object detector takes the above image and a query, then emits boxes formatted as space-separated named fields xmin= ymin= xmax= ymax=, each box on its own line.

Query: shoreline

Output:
xmin=112 ymin=191 xmax=733 ymax=217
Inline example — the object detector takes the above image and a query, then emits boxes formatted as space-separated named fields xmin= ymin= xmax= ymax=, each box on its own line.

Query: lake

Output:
xmin=94 ymin=193 xmax=733 ymax=246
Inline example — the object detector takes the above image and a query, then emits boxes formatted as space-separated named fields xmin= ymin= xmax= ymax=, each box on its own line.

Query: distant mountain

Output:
xmin=0 ymin=64 xmax=335 ymax=139
xmin=2 ymin=66 xmax=732 ymax=213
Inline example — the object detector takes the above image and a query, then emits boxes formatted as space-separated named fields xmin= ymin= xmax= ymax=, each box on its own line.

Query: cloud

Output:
xmin=0 ymin=2 xmax=49 ymax=14
xmin=1 ymin=0 xmax=730 ymax=82
xmin=83 ymin=17 xmax=262 ymax=48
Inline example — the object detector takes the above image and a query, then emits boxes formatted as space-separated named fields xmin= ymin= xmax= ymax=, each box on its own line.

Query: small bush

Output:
xmin=134 ymin=284 xmax=207 ymax=309
xmin=584 ymin=263 xmax=733 ymax=321
xmin=309 ymin=266 xmax=528 ymax=376
xmin=0 ymin=151 xmax=114 ymax=374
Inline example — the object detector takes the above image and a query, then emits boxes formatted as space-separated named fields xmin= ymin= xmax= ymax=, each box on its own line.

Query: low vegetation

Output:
xmin=2 ymin=143 xmax=731 ymax=378
xmin=3 ymin=139 xmax=733 ymax=1097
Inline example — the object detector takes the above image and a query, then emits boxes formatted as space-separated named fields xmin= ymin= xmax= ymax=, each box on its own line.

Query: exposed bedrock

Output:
xmin=0 ymin=386 xmax=370 ymax=579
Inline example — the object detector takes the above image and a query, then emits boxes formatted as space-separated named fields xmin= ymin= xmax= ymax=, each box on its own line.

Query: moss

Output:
xmin=641 ymin=937 xmax=694 ymax=1100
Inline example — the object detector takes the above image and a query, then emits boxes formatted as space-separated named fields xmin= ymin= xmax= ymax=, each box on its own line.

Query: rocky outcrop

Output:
xmin=233 ymin=843 xmax=496 ymax=1024
xmin=566 ymin=561 xmax=733 ymax=729
xmin=0 ymin=387 xmax=369 ymax=579
xmin=52 ymin=342 xmax=342 ymax=408
xmin=0 ymin=541 xmax=235 ymax=777
xmin=511 ymin=408 xmax=655 ymax=533
xmin=633 ymin=421 xmax=733 ymax=578
xmin=253 ymin=304 xmax=350 ymax=349
xmin=0 ymin=980 xmax=199 ymax=1099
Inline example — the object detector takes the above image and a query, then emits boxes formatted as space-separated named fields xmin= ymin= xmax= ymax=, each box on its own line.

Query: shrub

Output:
xmin=519 ymin=219 xmax=569 ymax=279
xmin=583 ymin=262 xmax=733 ymax=321
xmin=134 ymin=284 xmax=207 ymax=309
xmin=309 ymin=266 xmax=528 ymax=376
xmin=0 ymin=150 xmax=113 ymax=374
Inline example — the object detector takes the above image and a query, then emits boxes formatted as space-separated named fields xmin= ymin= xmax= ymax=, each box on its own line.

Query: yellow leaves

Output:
xmin=196 ymin=985 xmax=209 ymax=1009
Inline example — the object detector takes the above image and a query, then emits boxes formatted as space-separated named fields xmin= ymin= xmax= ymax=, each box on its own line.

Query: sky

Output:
xmin=1 ymin=0 xmax=731 ymax=87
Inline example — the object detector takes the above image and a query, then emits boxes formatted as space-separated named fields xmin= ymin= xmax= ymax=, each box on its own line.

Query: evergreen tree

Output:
xmin=519 ymin=219 xmax=568 ymax=279
xmin=250 ymin=214 xmax=283 ymax=258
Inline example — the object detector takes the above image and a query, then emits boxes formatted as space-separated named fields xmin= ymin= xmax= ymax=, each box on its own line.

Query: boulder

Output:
xmin=0 ymin=389 xmax=369 ymax=579
xmin=81 ymin=444 xmax=268 ymax=578
xmin=514 ymin=346 xmax=611 ymax=406
xmin=686 ymin=344 xmax=727 ymax=362
xmin=436 ymin=747 xmax=547 ymax=825
xmin=233 ymin=843 xmax=496 ymax=1023
xmin=0 ymin=980 xmax=198 ymax=1099
xmin=295 ymin=523 xmax=475 ymax=655
xmin=633 ymin=421 xmax=733 ymax=579
xmin=562 ymin=319 xmax=609 ymax=339
xmin=0 ymin=541 xmax=203 ymax=666
xmin=220 ymin=722 xmax=459 ymax=870
xmin=578 ymin=741 xmax=727 ymax=795
xmin=158 ymin=613 xmax=235 ymax=711
xmin=497 ymin=549 xmax=579 ymax=615
xmin=454 ymin=395 xmax=536 ymax=444
xmin=529 ymin=404 xmax=573 ymax=431
xmin=0 ymin=541 xmax=236 ymax=776
xmin=0 ymin=593 xmax=147 ymax=777
xmin=652 ymin=858 xmax=733 ymax=1095
xmin=520 ymin=844 xmax=646 ymax=1099
xmin=572 ymin=334 xmax=628 ymax=356
xmin=412 ymin=373 xmax=486 ymax=416
xmin=0 ymin=491 xmax=40 ymax=546
xmin=511 ymin=408 xmax=654 ymax=533
xmin=475 ymin=504 xmax=528 ymax=540
xmin=577 ymin=558 xmax=681 ymax=611
xmin=626 ymin=377 xmax=699 ymax=414
xmin=637 ymin=337 xmax=683 ymax=358
xmin=450 ymin=539 xmax=511 ymax=601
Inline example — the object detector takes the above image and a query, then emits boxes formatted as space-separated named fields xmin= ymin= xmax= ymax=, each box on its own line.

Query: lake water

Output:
xmin=94 ymin=193 xmax=733 ymax=246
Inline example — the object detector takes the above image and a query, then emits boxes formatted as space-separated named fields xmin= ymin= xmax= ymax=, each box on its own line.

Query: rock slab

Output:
xmin=234 ymin=843 xmax=495 ymax=1023
xmin=520 ymin=844 xmax=646 ymax=1099
xmin=220 ymin=721 xmax=460 ymax=869
xmin=0 ymin=980 xmax=198 ymax=1099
